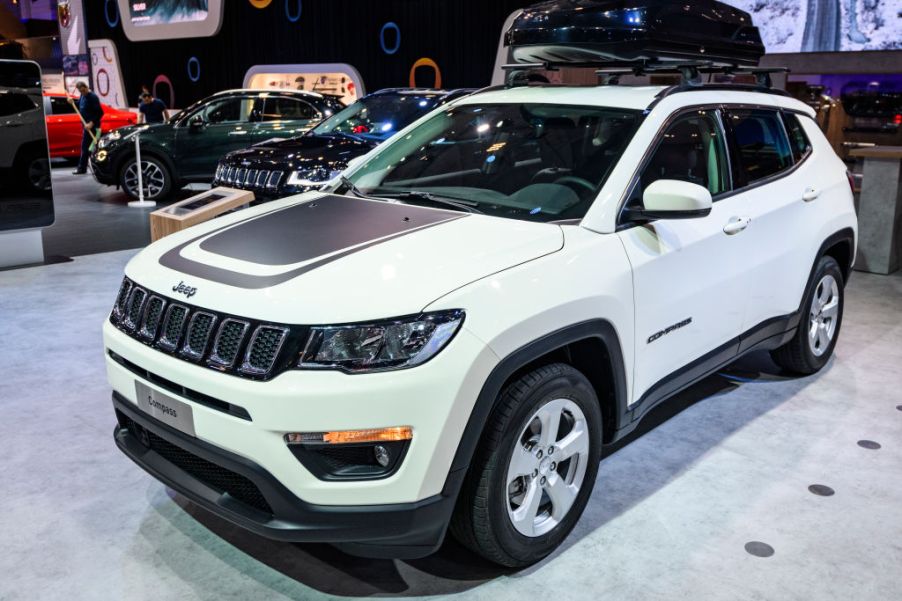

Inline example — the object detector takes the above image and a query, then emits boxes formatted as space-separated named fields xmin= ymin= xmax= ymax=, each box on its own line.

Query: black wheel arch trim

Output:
xmin=445 ymin=319 xmax=628 ymax=481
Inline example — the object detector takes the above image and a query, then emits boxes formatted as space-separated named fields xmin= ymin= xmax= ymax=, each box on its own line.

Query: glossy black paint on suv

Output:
xmin=213 ymin=88 xmax=473 ymax=200
xmin=91 ymin=89 xmax=344 ymax=201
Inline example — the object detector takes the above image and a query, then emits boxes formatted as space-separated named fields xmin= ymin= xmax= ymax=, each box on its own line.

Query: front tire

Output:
xmin=119 ymin=155 xmax=172 ymax=201
xmin=450 ymin=363 xmax=603 ymax=567
xmin=771 ymin=255 xmax=844 ymax=374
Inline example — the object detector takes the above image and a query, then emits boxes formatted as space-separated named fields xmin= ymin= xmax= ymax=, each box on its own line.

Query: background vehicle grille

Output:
xmin=109 ymin=278 xmax=304 ymax=380
xmin=213 ymin=163 xmax=284 ymax=193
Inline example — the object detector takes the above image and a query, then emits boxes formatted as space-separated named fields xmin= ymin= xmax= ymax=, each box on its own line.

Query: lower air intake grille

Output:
xmin=122 ymin=413 xmax=272 ymax=514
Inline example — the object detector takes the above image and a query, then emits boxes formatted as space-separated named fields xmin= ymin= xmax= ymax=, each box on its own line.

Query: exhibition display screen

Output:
xmin=117 ymin=0 xmax=224 ymax=41
xmin=0 ymin=60 xmax=54 ymax=233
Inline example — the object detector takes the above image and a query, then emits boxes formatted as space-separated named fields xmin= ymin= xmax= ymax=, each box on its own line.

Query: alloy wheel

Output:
xmin=123 ymin=160 xmax=166 ymax=199
xmin=506 ymin=397 xmax=590 ymax=537
xmin=808 ymin=273 xmax=839 ymax=357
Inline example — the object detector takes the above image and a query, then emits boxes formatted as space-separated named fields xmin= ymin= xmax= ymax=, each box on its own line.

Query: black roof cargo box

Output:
xmin=505 ymin=0 xmax=765 ymax=67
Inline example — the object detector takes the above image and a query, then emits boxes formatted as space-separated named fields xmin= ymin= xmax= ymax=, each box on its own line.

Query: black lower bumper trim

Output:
xmin=112 ymin=392 xmax=461 ymax=558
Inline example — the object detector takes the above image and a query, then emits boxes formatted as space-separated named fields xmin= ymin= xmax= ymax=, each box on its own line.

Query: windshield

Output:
xmin=345 ymin=103 xmax=641 ymax=222
xmin=312 ymin=93 xmax=445 ymax=140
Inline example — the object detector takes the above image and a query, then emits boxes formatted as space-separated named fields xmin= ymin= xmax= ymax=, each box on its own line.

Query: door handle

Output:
xmin=723 ymin=216 xmax=751 ymax=236
xmin=802 ymin=187 xmax=821 ymax=202
xmin=228 ymin=131 xmax=248 ymax=136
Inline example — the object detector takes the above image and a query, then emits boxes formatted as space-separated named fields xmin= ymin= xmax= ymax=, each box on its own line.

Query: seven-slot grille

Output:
xmin=214 ymin=163 xmax=284 ymax=192
xmin=110 ymin=278 xmax=295 ymax=380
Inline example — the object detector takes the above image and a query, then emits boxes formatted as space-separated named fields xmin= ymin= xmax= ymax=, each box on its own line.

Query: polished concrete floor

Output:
xmin=1 ymin=251 xmax=900 ymax=600
xmin=41 ymin=164 xmax=203 ymax=258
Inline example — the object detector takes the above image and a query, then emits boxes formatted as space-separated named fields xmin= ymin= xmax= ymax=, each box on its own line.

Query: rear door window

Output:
xmin=725 ymin=108 xmax=793 ymax=184
xmin=261 ymin=97 xmax=319 ymax=121
xmin=50 ymin=96 xmax=77 ymax=115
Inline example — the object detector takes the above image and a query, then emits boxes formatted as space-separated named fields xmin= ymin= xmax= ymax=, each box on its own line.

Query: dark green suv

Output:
xmin=91 ymin=89 xmax=343 ymax=201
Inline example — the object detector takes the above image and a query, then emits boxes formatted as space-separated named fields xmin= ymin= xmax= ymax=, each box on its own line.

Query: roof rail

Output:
xmin=502 ymin=60 xmax=789 ymax=92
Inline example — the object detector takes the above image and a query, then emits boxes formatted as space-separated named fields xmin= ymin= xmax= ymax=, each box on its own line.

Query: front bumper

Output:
xmin=112 ymin=392 xmax=461 ymax=557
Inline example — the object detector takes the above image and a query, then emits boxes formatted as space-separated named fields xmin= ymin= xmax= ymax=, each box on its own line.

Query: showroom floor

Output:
xmin=41 ymin=165 xmax=202 ymax=258
xmin=1 ymin=251 xmax=900 ymax=601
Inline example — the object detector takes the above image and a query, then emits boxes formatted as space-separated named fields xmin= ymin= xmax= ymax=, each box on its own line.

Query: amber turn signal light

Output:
xmin=285 ymin=426 xmax=413 ymax=446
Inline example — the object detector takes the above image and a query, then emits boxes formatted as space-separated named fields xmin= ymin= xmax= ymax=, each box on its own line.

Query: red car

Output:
xmin=43 ymin=93 xmax=137 ymax=159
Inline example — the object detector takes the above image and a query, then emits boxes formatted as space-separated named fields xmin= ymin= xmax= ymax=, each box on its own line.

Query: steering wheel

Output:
xmin=554 ymin=175 xmax=596 ymax=193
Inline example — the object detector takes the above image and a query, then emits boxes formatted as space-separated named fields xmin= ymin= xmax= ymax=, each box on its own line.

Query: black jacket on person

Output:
xmin=77 ymin=91 xmax=104 ymax=125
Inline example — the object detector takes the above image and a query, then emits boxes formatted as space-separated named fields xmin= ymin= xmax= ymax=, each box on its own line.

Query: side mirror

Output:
xmin=626 ymin=179 xmax=713 ymax=222
xmin=189 ymin=116 xmax=205 ymax=130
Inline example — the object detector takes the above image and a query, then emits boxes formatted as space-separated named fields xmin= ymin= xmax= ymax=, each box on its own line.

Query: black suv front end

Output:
xmin=213 ymin=88 xmax=474 ymax=200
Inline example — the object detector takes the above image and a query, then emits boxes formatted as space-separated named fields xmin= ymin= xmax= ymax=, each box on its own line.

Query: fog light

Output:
xmin=374 ymin=445 xmax=390 ymax=467
xmin=96 ymin=150 xmax=108 ymax=162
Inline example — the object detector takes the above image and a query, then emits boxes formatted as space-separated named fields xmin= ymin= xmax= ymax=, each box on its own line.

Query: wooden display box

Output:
xmin=150 ymin=187 xmax=255 ymax=242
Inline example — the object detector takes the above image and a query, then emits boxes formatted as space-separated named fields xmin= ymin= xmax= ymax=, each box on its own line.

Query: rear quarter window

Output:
xmin=782 ymin=112 xmax=812 ymax=162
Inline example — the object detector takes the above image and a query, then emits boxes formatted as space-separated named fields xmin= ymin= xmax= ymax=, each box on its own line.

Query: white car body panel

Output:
xmin=104 ymin=83 xmax=858 ymax=542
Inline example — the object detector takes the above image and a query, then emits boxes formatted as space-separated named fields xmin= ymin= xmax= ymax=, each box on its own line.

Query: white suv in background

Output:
xmin=104 ymin=79 xmax=857 ymax=566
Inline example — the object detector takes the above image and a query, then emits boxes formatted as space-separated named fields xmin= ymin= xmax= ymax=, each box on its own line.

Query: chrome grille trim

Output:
xmin=181 ymin=311 xmax=218 ymax=360
xmin=157 ymin=303 xmax=189 ymax=351
xmin=124 ymin=287 xmax=148 ymax=330
xmin=138 ymin=295 xmax=167 ymax=341
xmin=209 ymin=318 xmax=251 ymax=368
xmin=109 ymin=278 xmax=301 ymax=380
xmin=240 ymin=326 xmax=290 ymax=376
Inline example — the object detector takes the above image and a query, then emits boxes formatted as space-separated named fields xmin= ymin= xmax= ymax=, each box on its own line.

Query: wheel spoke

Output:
xmin=511 ymin=479 xmax=542 ymax=535
xmin=555 ymin=422 xmax=588 ymax=460
xmin=508 ymin=443 xmax=536 ymax=482
xmin=817 ymin=282 xmax=830 ymax=308
xmin=809 ymin=320 xmax=819 ymax=342
xmin=817 ymin=324 xmax=830 ymax=350
xmin=537 ymin=403 xmax=563 ymax=448
xmin=545 ymin=475 xmax=577 ymax=521
xmin=821 ymin=298 xmax=839 ymax=320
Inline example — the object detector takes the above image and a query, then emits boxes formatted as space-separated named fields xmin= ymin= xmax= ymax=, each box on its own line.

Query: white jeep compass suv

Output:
xmin=105 ymin=75 xmax=857 ymax=566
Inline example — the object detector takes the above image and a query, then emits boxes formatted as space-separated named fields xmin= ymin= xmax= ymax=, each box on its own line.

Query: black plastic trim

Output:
xmin=445 ymin=319 xmax=627 ymax=480
xmin=112 ymin=392 xmax=460 ymax=559
xmin=109 ymin=350 xmax=252 ymax=421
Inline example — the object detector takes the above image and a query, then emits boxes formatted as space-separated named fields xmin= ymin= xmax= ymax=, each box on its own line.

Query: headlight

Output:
xmin=298 ymin=310 xmax=464 ymax=372
xmin=286 ymin=167 xmax=342 ymax=188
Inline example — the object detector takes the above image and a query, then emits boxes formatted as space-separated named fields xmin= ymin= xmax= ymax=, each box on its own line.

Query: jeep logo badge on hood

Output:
xmin=172 ymin=281 xmax=197 ymax=298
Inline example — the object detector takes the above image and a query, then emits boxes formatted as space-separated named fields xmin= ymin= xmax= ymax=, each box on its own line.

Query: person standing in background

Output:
xmin=137 ymin=84 xmax=151 ymax=106
xmin=138 ymin=92 xmax=167 ymax=124
xmin=70 ymin=81 xmax=103 ymax=175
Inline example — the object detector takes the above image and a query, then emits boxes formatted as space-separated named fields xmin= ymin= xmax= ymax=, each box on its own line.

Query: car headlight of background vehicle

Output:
xmin=286 ymin=166 xmax=343 ymax=188
xmin=97 ymin=132 xmax=119 ymax=149
xmin=298 ymin=310 xmax=464 ymax=372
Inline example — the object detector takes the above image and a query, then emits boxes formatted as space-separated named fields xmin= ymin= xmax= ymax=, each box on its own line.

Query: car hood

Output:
xmin=125 ymin=193 xmax=564 ymax=323
xmin=224 ymin=133 xmax=376 ymax=171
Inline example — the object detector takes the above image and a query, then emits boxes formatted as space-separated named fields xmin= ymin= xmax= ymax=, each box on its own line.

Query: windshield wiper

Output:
xmin=339 ymin=175 xmax=375 ymax=200
xmin=382 ymin=190 xmax=484 ymax=214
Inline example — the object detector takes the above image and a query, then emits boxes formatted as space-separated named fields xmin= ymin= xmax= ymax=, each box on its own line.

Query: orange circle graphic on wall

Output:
xmin=248 ymin=0 xmax=273 ymax=8
xmin=409 ymin=58 xmax=441 ymax=89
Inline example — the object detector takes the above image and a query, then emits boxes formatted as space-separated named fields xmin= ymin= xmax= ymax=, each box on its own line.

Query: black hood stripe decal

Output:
xmin=158 ymin=195 xmax=465 ymax=290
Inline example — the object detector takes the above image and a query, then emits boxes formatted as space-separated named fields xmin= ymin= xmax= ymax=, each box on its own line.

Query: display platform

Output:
xmin=1 ymin=250 xmax=900 ymax=600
